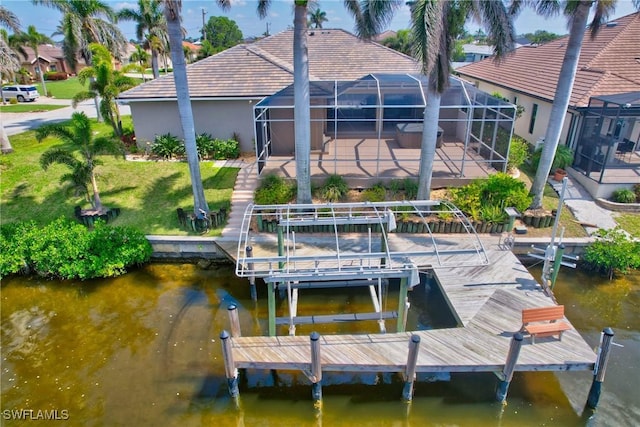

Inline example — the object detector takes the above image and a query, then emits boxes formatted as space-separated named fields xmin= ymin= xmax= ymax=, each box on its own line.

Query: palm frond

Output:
xmin=0 ymin=6 xmax=21 ymax=32
xmin=411 ymin=0 xmax=442 ymax=76
xmin=349 ymin=0 xmax=402 ymax=39
xmin=589 ymin=0 xmax=615 ymax=39
xmin=477 ymin=0 xmax=516 ymax=59
xmin=39 ymin=148 xmax=80 ymax=170
xmin=257 ymin=0 xmax=272 ymax=19
xmin=71 ymin=90 xmax=97 ymax=108
xmin=36 ymin=123 xmax=75 ymax=144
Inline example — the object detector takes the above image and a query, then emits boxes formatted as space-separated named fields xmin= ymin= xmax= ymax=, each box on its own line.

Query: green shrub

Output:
xmin=44 ymin=71 xmax=68 ymax=81
xmin=633 ymin=184 xmax=640 ymax=202
xmin=0 ymin=218 xmax=152 ymax=280
xmin=403 ymin=179 xmax=418 ymax=200
xmin=583 ymin=227 xmax=640 ymax=279
xmin=319 ymin=175 xmax=349 ymax=202
xmin=507 ymin=136 xmax=530 ymax=171
xmin=450 ymin=173 xmax=531 ymax=222
xmin=612 ymin=189 xmax=636 ymax=204
xmin=254 ymin=174 xmax=296 ymax=205
xmin=361 ymin=184 xmax=387 ymax=202
xmin=196 ymin=133 xmax=216 ymax=159
xmin=151 ymin=133 xmax=184 ymax=159
xmin=9 ymin=98 xmax=18 ymax=105
xmin=212 ymin=138 xmax=240 ymax=159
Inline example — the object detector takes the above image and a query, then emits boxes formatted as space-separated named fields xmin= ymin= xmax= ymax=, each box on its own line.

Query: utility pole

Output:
xmin=201 ymin=8 xmax=207 ymax=41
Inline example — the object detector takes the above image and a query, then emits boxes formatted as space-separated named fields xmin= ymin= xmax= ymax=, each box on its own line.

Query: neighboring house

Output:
xmin=115 ymin=43 xmax=139 ymax=69
xmin=456 ymin=12 xmax=640 ymax=198
xmin=16 ymin=44 xmax=85 ymax=77
xmin=119 ymin=29 xmax=420 ymax=154
xmin=182 ymin=41 xmax=201 ymax=63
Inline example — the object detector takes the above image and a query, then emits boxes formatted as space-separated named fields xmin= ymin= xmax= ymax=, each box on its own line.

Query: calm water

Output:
xmin=1 ymin=262 xmax=638 ymax=426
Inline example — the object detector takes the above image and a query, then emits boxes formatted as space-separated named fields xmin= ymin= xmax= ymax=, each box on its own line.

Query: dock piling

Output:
xmin=587 ymin=327 xmax=615 ymax=409
xmin=310 ymin=332 xmax=323 ymax=408
xmin=246 ymin=246 xmax=257 ymax=301
xmin=496 ymin=332 xmax=523 ymax=403
xmin=220 ymin=330 xmax=239 ymax=397
xmin=228 ymin=304 xmax=242 ymax=337
xmin=402 ymin=334 xmax=421 ymax=402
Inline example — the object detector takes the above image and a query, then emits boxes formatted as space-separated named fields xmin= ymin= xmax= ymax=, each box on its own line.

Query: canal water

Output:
xmin=1 ymin=262 xmax=638 ymax=426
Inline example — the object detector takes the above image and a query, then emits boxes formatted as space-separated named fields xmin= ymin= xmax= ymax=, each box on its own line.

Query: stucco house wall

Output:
xmin=129 ymin=99 xmax=258 ymax=153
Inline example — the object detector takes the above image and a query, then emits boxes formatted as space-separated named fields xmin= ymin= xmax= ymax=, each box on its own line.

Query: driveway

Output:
xmin=2 ymin=97 xmax=131 ymax=136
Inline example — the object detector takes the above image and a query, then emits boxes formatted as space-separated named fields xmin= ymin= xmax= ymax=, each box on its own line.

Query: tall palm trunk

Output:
xmin=164 ymin=1 xmax=208 ymax=217
xmin=90 ymin=171 xmax=103 ymax=211
xmin=151 ymin=48 xmax=159 ymax=79
xmin=417 ymin=81 xmax=441 ymax=200
xmin=293 ymin=2 xmax=312 ymax=204
xmin=529 ymin=0 xmax=591 ymax=208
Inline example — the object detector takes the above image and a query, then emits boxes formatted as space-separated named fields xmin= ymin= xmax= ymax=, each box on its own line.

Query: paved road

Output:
xmin=2 ymin=97 xmax=131 ymax=136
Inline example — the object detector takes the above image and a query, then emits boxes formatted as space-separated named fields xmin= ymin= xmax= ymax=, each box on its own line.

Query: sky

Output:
xmin=2 ymin=0 xmax=639 ymax=41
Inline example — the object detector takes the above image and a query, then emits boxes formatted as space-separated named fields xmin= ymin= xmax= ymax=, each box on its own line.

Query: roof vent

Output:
xmin=606 ymin=22 xmax=618 ymax=27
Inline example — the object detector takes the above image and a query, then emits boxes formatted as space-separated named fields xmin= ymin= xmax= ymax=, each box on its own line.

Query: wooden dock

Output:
xmin=225 ymin=244 xmax=596 ymax=375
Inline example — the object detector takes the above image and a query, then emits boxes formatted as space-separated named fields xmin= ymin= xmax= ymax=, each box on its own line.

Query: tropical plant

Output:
xmin=163 ymin=0 xmax=211 ymax=218
xmin=526 ymin=0 xmax=640 ymax=209
xmin=11 ymin=25 xmax=52 ymax=96
xmin=117 ymin=0 xmax=167 ymax=80
xmin=408 ymin=0 xmax=516 ymax=200
xmin=361 ymin=184 xmax=387 ymax=202
xmin=319 ymin=174 xmax=349 ymax=202
xmin=36 ymin=111 xmax=124 ymax=212
xmin=531 ymin=144 xmax=573 ymax=171
xmin=381 ymin=29 xmax=412 ymax=56
xmin=151 ymin=132 xmax=184 ymax=159
xmin=308 ymin=6 xmax=328 ymax=29
xmin=72 ymin=43 xmax=139 ymax=137
xmin=212 ymin=138 xmax=240 ymax=159
xmin=202 ymin=16 xmax=243 ymax=54
xmin=195 ymin=132 xmax=215 ymax=159
xmin=35 ymin=0 xmax=128 ymax=121
xmin=583 ymin=227 xmax=640 ymax=280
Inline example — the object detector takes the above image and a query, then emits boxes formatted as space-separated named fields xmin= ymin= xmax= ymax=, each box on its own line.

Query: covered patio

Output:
xmin=253 ymin=74 xmax=517 ymax=186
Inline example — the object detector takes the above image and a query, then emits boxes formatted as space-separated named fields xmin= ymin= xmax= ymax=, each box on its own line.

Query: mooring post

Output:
xmin=310 ymin=332 xmax=323 ymax=408
xmin=228 ymin=304 xmax=242 ymax=337
xmin=246 ymin=246 xmax=257 ymax=301
xmin=267 ymin=282 xmax=276 ymax=336
xmin=550 ymin=244 xmax=565 ymax=289
xmin=397 ymin=277 xmax=409 ymax=332
xmin=402 ymin=334 xmax=421 ymax=402
xmin=587 ymin=328 xmax=615 ymax=409
xmin=220 ymin=330 xmax=239 ymax=397
xmin=496 ymin=332 xmax=523 ymax=403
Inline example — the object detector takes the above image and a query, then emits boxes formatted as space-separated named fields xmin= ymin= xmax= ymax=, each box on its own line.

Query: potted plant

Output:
xmin=551 ymin=145 xmax=574 ymax=181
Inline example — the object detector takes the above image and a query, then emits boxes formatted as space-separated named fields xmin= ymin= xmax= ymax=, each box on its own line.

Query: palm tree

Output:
xmin=408 ymin=0 xmax=515 ymax=199
xmin=130 ymin=44 xmax=150 ymax=80
xmin=117 ymin=0 xmax=167 ymax=80
xmin=0 ymin=5 xmax=20 ymax=154
xmin=37 ymin=111 xmax=124 ymax=212
xmin=73 ymin=43 xmax=139 ymax=137
xmin=34 ymin=0 xmax=127 ymax=121
xmin=308 ymin=7 xmax=328 ymax=29
xmin=381 ymin=28 xmax=412 ymax=56
xmin=527 ymin=0 xmax=639 ymax=209
xmin=13 ymin=25 xmax=53 ymax=96
xmin=162 ymin=0 xmax=214 ymax=218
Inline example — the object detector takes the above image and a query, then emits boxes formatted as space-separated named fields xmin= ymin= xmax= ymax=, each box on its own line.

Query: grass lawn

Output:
xmin=0 ymin=104 xmax=67 ymax=113
xmin=36 ymin=77 xmax=87 ymax=99
xmin=616 ymin=213 xmax=640 ymax=238
xmin=1 ymin=116 xmax=238 ymax=236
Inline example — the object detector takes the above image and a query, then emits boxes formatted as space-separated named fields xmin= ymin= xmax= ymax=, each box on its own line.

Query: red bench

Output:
xmin=521 ymin=305 xmax=571 ymax=344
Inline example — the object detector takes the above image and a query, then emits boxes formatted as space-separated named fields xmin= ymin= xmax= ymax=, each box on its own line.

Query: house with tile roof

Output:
xmin=16 ymin=45 xmax=86 ymax=79
xmin=456 ymin=12 xmax=640 ymax=198
xmin=119 ymin=29 xmax=419 ymax=154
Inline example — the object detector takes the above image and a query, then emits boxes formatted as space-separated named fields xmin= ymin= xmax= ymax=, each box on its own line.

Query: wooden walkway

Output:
xmin=226 ymin=243 xmax=596 ymax=375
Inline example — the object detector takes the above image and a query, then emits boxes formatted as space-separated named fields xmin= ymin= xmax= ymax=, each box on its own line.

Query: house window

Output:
xmin=529 ymin=103 xmax=538 ymax=134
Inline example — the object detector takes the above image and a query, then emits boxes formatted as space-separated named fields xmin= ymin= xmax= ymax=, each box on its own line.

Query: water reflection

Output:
xmin=1 ymin=263 xmax=638 ymax=426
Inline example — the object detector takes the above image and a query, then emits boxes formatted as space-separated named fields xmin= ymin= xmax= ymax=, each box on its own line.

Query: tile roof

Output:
xmin=456 ymin=12 xmax=640 ymax=107
xmin=119 ymin=28 xmax=419 ymax=100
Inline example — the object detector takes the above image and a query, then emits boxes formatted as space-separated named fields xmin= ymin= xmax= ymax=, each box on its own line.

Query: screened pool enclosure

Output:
xmin=253 ymin=74 xmax=517 ymax=184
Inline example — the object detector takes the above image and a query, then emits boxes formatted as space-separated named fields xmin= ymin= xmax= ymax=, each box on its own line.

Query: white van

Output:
xmin=1 ymin=85 xmax=40 ymax=102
